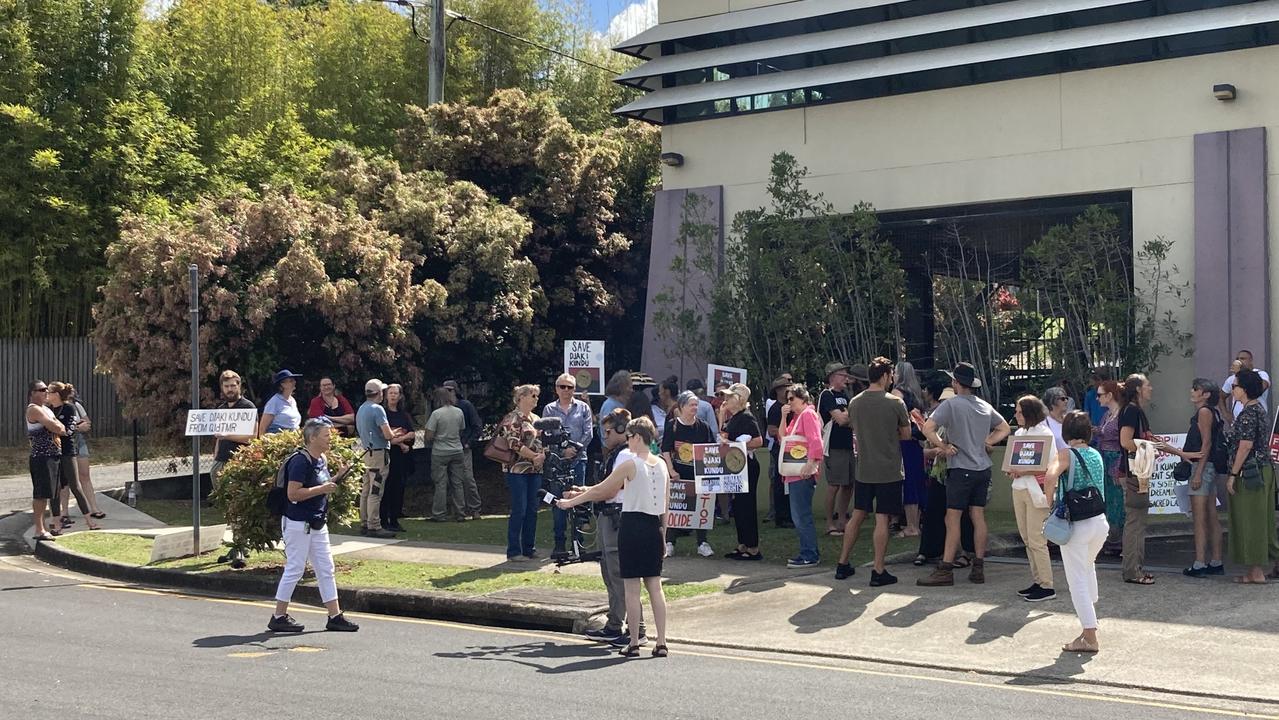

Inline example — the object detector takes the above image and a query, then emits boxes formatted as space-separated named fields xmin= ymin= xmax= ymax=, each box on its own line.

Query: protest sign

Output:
xmin=1148 ymin=432 xmax=1185 ymax=515
xmin=564 ymin=340 xmax=605 ymax=394
xmin=184 ymin=408 xmax=257 ymax=437
xmin=693 ymin=441 xmax=749 ymax=494
xmin=707 ymin=364 xmax=747 ymax=390
xmin=1001 ymin=434 xmax=1054 ymax=474
xmin=667 ymin=479 xmax=713 ymax=530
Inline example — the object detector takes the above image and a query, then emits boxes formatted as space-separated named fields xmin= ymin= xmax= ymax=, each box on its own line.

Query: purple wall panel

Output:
xmin=1194 ymin=127 xmax=1269 ymax=379
xmin=1194 ymin=132 xmax=1232 ymax=381
xmin=640 ymin=186 xmax=724 ymax=385
xmin=1226 ymin=127 xmax=1270 ymax=372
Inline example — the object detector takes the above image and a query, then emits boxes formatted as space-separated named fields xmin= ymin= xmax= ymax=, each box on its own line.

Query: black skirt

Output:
xmin=618 ymin=511 xmax=664 ymax=579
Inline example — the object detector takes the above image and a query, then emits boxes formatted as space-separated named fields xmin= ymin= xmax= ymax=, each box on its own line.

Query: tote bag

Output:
xmin=779 ymin=434 xmax=811 ymax=476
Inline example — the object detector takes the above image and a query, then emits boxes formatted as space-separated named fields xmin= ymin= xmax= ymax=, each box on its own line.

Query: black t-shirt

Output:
xmin=283 ymin=451 xmax=328 ymax=522
xmin=724 ymin=410 xmax=761 ymax=470
xmin=214 ymin=397 xmax=258 ymax=462
xmin=54 ymin=405 xmax=78 ymax=457
xmin=766 ymin=402 xmax=783 ymax=453
xmin=1117 ymin=403 xmax=1149 ymax=475
xmin=661 ymin=417 xmax=713 ymax=480
xmin=818 ymin=389 xmax=853 ymax=450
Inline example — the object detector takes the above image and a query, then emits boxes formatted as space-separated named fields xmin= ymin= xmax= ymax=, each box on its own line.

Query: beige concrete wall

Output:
xmin=656 ymin=45 xmax=1279 ymax=431
xmin=659 ymin=0 xmax=794 ymax=23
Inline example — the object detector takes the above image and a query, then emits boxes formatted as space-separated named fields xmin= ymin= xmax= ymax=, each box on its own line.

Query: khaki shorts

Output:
xmin=824 ymin=448 xmax=855 ymax=487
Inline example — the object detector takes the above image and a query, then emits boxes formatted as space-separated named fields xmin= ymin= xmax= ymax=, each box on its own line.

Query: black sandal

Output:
xmin=652 ymin=644 xmax=668 ymax=658
xmin=913 ymin=554 xmax=927 ymax=567
xmin=619 ymin=644 xmax=641 ymax=657
xmin=89 ymin=512 xmax=106 ymax=519
xmin=951 ymin=555 xmax=972 ymax=569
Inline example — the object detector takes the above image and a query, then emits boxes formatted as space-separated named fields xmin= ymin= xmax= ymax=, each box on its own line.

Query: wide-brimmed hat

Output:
xmin=770 ymin=376 xmax=792 ymax=392
xmin=848 ymin=363 xmax=870 ymax=383
xmin=630 ymin=372 xmax=656 ymax=388
xmin=952 ymin=362 xmax=982 ymax=388
xmin=272 ymin=369 xmax=302 ymax=386
xmin=824 ymin=361 xmax=850 ymax=379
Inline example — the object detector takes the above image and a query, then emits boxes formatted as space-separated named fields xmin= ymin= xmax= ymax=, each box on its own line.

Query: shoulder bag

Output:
xmin=1042 ymin=475 xmax=1072 ymax=546
xmin=484 ymin=415 xmax=520 ymax=465
xmin=1065 ymin=448 xmax=1106 ymax=520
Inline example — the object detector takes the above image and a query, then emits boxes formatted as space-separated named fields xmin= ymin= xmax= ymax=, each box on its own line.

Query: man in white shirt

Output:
xmin=1221 ymin=349 xmax=1271 ymax=421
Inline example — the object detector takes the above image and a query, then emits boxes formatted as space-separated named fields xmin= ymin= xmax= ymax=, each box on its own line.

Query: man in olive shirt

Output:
xmin=835 ymin=357 xmax=910 ymax=587
xmin=425 ymin=387 xmax=468 ymax=522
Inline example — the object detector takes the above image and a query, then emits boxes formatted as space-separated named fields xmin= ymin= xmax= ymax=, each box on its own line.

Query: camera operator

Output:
xmin=543 ymin=373 xmax=594 ymax=560
xmin=577 ymin=408 xmax=647 ymax=646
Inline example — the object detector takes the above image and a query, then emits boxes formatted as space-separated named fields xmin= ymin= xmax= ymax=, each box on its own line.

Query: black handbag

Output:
xmin=1239 ymin=457 xmax=1266 ymax=491
xmin=1172 ymin=460 xmax=1193 ymax=483
xmin=1065 ymin=449 xmax=1106 ymax=521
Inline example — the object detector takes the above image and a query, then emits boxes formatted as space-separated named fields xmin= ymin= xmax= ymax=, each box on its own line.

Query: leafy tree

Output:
xmin=92 ymin=188 xmax=444 ymax=426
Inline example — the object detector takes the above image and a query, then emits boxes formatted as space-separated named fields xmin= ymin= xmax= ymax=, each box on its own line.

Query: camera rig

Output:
xmin=533 ymin=416 xmax=602 ymax=566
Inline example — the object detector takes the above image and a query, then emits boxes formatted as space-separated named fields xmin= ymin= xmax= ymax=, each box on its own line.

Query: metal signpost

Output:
xmin=189 ymin=265 xmax=201 ymax=556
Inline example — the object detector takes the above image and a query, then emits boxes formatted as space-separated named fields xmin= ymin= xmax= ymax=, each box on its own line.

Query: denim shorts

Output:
xmin=1187 ymin=463 xmax=1218 ymax=497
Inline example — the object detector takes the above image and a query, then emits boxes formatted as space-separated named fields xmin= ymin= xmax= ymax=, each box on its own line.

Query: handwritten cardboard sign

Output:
xmin=693 ymin=441 xmax=749 ymax=494
xmin=564 ymin=340 xmax=605 ymax=395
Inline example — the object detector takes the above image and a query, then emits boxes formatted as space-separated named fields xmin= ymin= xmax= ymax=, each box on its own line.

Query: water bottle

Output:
xmin=127 ymin=480 xmax=138 ymax=507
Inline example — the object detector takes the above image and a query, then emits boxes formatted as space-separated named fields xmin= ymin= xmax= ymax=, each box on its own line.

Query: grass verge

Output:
xmin=55 ymin=532 xmax=718 ymax=601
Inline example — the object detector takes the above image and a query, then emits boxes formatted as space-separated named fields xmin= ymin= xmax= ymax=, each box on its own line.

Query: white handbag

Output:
xmin=779 ymin=434 xmax=811 ymax=476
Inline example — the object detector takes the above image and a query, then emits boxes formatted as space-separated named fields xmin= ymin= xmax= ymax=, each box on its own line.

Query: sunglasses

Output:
xmin=33 ymin=387 xmax=48 ymax=392
xmin=625 ymin=433 xmax=637 ymax=440
xmin=556 ymin=384 xmax=575 ymax=390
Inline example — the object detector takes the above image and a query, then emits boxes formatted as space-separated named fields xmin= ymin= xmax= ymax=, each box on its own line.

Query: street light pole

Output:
xmin=189 ymin=265 xmax=201 ymax=556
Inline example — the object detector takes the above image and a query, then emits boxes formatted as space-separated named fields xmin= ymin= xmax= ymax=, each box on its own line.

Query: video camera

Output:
xmin=532 ymin=417 xmax=600 ymax=566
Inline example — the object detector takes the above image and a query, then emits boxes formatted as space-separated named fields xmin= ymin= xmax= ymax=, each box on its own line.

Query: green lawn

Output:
xmin=56 ymin=532 xmax=718 ymax=601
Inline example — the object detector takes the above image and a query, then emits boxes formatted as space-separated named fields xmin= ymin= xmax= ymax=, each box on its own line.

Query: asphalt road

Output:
xmin=0 ymin=554 xmax=1273 ymax=720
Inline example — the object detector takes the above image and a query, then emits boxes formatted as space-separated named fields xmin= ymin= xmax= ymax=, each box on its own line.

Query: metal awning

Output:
xmin=617 ymin=0 xmax=1145 ymax=90
xmin=616 ymin=1 xmax=1279 ymax=117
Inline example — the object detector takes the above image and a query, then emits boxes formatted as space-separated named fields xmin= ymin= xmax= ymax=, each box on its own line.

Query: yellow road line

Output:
xmin=59 ymin=582 xmax=1279 ymax=719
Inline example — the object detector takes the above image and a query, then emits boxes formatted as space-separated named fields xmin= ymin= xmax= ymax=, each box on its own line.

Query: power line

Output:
xmin=441 ymin=7 xmax=623 ymax=75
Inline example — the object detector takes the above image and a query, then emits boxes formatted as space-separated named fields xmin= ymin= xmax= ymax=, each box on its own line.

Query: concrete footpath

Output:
xmin=0 ymin=460 xmax=137 ymax=513
xmin=9 ymin=495 xmax=1279 ymax=704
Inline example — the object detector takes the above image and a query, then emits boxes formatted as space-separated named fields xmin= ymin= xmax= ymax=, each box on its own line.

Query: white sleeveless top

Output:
xmin=621 ymin=456 xmax=668 ymax=517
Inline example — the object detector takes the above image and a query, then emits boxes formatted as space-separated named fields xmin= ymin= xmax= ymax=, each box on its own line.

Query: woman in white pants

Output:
xmin=269 ymin=418 xmax=359 ymax=633
xmin=1045 ymin=411 xmax=1110 ymax=653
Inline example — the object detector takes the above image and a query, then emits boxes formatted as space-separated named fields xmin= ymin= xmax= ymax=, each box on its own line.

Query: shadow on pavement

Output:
xmin=1004 ymin=650 xmax=1095 ymax=685
xmin=434 ymin=641 xmax=631 ymax=673
xmin=192 ymin=630 xmax=326 ymax=649
xmin=788 ymin=586 xmax=872 ymax=634
xmin=964 ymin=604 xmax=1052 ymax=645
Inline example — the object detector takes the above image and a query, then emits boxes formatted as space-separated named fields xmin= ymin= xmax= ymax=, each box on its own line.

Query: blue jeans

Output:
xmin=552 ymin=460 xmax=586 ymax=546
xmin=788 ymin=478 xmax=819 ymax=562
xmin=506 ymin=472 xmax=541 ymax=559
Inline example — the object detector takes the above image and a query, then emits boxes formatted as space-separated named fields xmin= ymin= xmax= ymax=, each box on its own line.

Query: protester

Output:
xmin=661 ymin=391 xmax=715 ymax=558
xmin=600 ymin=370 xmax=633 ymax=438
xmin=1221 ymin=350 xmax=1271 ymax=421
xmin=45 ymin=382 xmax=99 ymax=531
xmin=780 ymin=384 xmax=824 ymax=568
xmin=718 ymin=383 xmax=764 ymax=561
xmin=381 ymin=383 xmax=415 ymax=532
xmin=1118 ymin=374 xmax=1155 ymax=585
xmin=626 ymin=387 xmax=656 ymax=425
xmin=259 ymin=369 xmax=303 ymax=435
xmin=421 ymin=386 xmax=466 ymax=523
xmin=654 ymin=376 xmax=678 ymax=437
xmin=581 ymin=408 xmax=646 ymax=646
xmin=69 ymin=388 xmax=105 ymax=519
xmin=26 ymin=381 xmax=67 ymax=540
xmin=355 ymin=379 xmax=397 ymax=539
xmin=543 ymin=373 xmax=594 ymax=558
xmin=1224 ymin=369 xmax=1277 ymax=585
xmin=308 ymin=377 xmax=356 ymax=435
xmin=1092 ymin=379 xmax=1125 ymax=555
xmin=1042 ymin=386 xmax=1071 ymax=451
xmin=1043 ymin=411 xmax=1109 ymax=653
xmin=211 ymin=370 xmax=259 ymax=566
xmin=835 ymin=358 xmax=909 ymax=586
xmin=893 ymin=361 xmax=926 ymax=538
xmin=818 ymin=361 xmax=855 ymax=537
xmin=765 ymin=376 xmax=794 ymax=529
xmin=686 ymin=378 xmax=720 ymax=435
xmin=1084 ymin=368 xmax=1112 ymax=426
xmin=268 ymin=418 xmax=359 ymax=633
xmin=558 ymin=417 xmax=669 ymax=658
xmin=443 ymin=380 xmax=484 ymax=520
xmin=918 ymin=363 xmax=1011 ymax=586
xmin=916 ymin=376 xmax=975 ymax=567
xmin=500 ymin=384 xmax=544 ymax=561
xmin=1009 ymin=395 xmax=1054 ymax=602
xmin=1159 ymin=379 xmax=1226 ymax=577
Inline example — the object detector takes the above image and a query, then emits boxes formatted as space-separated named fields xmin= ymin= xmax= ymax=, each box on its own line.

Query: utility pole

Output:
xmin=428 ymin=0 xmax=445 ymax=105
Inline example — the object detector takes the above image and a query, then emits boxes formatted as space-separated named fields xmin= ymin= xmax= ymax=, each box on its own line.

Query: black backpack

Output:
xmin=1208 ymin=408 xmax=1230 ymax=475
xmin=266 ymin=449 xmax=313 ymax=519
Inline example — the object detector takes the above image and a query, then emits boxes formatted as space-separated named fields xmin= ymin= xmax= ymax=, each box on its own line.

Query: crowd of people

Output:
xmin=24 ymin=347 xmax=1279 ymax=651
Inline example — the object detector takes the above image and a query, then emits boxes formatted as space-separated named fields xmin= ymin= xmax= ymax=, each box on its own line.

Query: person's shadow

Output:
xmin=964 ymin=605 xmax=1050 ymax=645
xmin=788 ymin=586 xmax=872 ymax=634
xmin=192 ymin=631 xmax=325 ymax=649
xmin=434 ymin=641 xmax=627 ymax=674
xmin=1005 ymin=650 xmax=1095 ymax=686
xmin=875 ymin=597 xmax=935 ymax=629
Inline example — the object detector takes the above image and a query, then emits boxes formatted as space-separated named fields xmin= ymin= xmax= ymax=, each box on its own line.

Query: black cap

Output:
xmin=952 ymin=362 xmax=982 ymax=389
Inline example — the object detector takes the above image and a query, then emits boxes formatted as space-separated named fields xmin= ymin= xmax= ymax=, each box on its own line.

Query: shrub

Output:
xmin=211 ymin=429 xmax=365 ymax=553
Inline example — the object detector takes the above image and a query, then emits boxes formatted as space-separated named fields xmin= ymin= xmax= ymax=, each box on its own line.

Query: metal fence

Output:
xmin=3 ymin=337 xmax=128 ymax=445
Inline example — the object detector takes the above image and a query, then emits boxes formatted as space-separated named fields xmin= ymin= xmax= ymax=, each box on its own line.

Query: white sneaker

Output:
xmin=664 ymin=542 xmax=675 ymax=558
xmin=697 ymin=541 xmax=714 ymax=557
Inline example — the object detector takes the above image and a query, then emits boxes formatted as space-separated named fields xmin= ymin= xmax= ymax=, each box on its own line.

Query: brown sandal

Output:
xmin=1062 ymin=637 xmax=1098 ymax=653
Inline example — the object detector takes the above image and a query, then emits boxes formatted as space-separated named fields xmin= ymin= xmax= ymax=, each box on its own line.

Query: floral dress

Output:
xmin=1094 ymin=408 xmax=1125 ymax=535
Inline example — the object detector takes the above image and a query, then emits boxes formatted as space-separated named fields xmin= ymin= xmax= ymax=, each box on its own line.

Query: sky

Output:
xmin=591 ymin=0 xmax=658 ymax=39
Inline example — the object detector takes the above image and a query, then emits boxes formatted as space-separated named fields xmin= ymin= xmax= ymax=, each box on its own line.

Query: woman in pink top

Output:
xmin=779 ymin=384 xmax=825 ymax=567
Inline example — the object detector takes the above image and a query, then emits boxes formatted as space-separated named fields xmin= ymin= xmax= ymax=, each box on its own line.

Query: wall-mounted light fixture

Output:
xmin=1213 ymin=83 xmax=1237 ymax=101
xmin=660 ymin=152 xmax=685 ymax=167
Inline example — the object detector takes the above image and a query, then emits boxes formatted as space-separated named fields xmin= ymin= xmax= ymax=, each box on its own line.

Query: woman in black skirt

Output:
xmin=558 ymin=417 xmax=670 ymax=658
